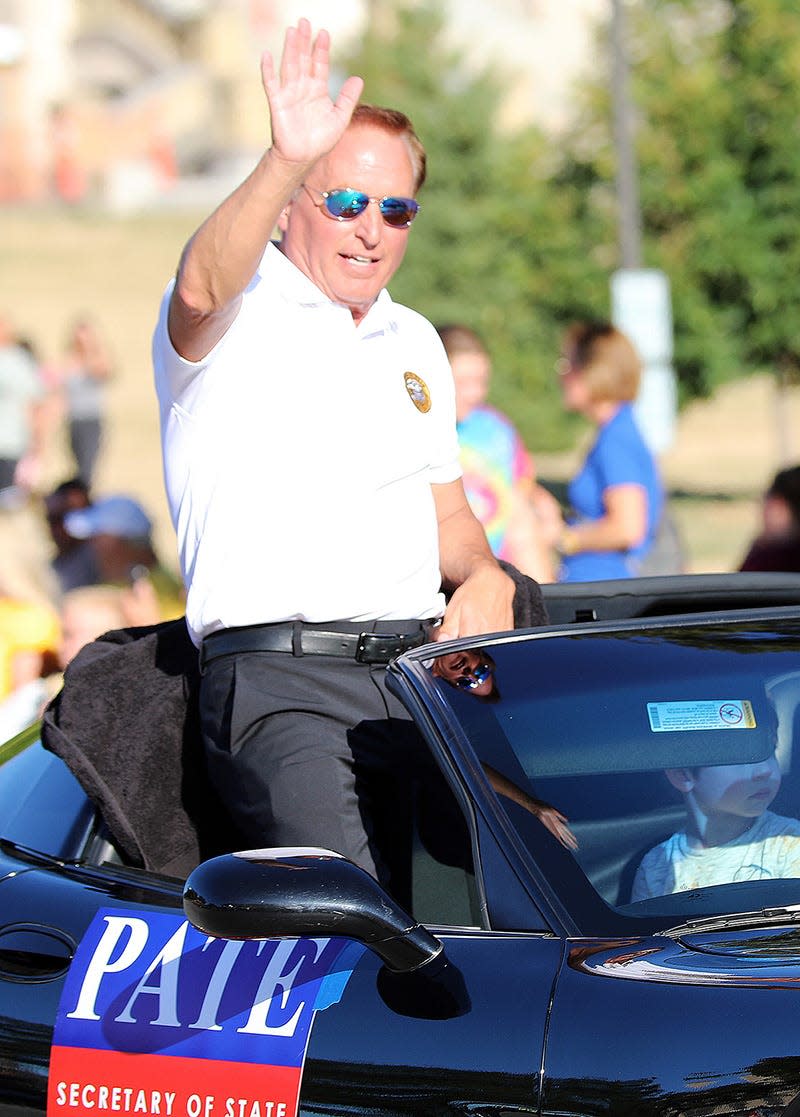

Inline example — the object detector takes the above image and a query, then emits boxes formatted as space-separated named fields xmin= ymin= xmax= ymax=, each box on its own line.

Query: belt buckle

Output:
xmin=356 ymin=632 xmax=408 ymax=664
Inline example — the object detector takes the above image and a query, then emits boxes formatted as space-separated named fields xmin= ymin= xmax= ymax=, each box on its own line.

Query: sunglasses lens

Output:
xmin=455 ymin=662 xmax=492 ymax=690
xmin=379 ymin=197 xmax=419 ymax=227
xmin=324 ymin=189 xmax=369 ymax=220
xmin=319 ymin=189 xmax=419 ymax=227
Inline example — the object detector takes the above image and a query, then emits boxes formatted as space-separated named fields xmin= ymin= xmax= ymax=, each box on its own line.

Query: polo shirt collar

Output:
xmin=262 ymin=242 xmax=398 ymax=334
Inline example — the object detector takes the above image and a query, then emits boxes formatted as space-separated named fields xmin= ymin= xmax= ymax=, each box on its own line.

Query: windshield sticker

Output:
xmin=647 ymin=699 xmax=756 ymax=732
xmin=48 ymin=909 xmax=364 ymax=1117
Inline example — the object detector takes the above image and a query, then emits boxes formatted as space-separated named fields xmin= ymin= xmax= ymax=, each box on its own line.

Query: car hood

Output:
xmin=569 ymin=924 xmax=800 ymax=987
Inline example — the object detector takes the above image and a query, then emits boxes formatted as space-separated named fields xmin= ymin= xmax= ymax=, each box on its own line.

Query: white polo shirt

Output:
xmin=152 ymin=243 xmax=462 ymax=645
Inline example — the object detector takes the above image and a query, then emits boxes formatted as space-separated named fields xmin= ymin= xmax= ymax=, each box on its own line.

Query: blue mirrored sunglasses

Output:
xmin=454 ymin=661 xmax=493 ymax=691
xmin=304 ymin=185 xmax=420 ymax=228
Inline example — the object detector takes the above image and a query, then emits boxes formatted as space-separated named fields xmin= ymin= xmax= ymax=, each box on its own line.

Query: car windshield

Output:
xmin=421 ymin=616 xmax=800 ymax=923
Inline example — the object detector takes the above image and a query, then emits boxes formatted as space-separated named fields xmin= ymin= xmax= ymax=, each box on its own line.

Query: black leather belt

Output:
xmin=200 ymin=621 xmax=429 ymax=669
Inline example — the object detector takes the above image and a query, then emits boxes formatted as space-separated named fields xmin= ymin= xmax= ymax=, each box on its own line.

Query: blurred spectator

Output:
xmin=0 ymin=591 xmax=60 ymax=702
xmin=58 ymin=315 xmax=114 ymax=486
xmin=739 ymin=465 xmax=800 ymax=573
xmin=437 ymin=323 xmax=560 ymax=583
xmin=0 ymin=314 xmax=46 ymax=496
xmin=0 ymin=584 xmax=130 ymax=743
xmin=44 ymin=477 xmax=100 ymax=594
xmin=63 ymin=494 xmax=184 ymax=621
xmin=17 ymin=335 xmax=64 ymax=479
xmin=57 ymin=584 xmax=130 ymax=669
xmin=555 ymin=321 xmax=664 ymax=581
xmin=51 ymin=104 xmax=88 ymax=205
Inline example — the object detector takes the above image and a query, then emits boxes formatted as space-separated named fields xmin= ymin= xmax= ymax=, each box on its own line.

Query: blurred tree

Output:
xmin=720 ymin=0 xmax=800 ymax=459
xmin=340 ymin=1 xmax=605 ymax=451
xmin=341 ymin=0 xmax=800 ymax=451
xmin=559 ymin=0 xmax=800 ymax=423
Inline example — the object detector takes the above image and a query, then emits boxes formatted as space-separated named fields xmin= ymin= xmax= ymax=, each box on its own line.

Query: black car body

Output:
xmin=4 ymin=574 xmax=800 ymax=1117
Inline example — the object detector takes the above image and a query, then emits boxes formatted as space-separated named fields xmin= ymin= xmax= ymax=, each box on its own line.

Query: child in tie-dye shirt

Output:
xmin=437 ymin=323 xmax=560 ymax=584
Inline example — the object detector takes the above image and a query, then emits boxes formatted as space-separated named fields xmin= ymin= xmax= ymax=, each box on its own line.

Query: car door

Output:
xmin=29 ymin=882 xmax=559 ymax=1117
xmin=0 ymin=852 xmax=187 ymax=1117
xmin=0 ymin=738 xmax=561 ymax=1117
xmin=299 ymin=929 xmax=561 ymax=1117
xmin=0 ymin=736 xmax=187 ymax=1117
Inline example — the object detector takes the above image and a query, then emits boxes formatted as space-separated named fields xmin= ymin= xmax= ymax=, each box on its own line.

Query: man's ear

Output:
xmin=665 ymin=767 xmax=694 ymax=793
xmin=277 ymin=202 xmax=292 ymax=233
xmin=278 ymin=189 xmax=301 ymax=233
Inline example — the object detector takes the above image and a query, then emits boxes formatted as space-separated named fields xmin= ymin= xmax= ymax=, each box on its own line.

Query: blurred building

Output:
xmin=0 ymin=0 xmax=604 ymax=209
xmin=0 ymin=0 xmax=277 ymax=207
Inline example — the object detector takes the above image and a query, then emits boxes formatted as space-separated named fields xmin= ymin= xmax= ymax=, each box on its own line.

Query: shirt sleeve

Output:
xmin=151 ymin=280 xmax=207 ymax=406
xmin=594 ymin=427 xmax=647 ymax=491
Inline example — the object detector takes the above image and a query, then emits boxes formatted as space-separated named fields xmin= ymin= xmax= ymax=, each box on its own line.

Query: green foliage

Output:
xmin=340 ymin=0 xmax=800 ymax=448
xmin=720 ymin=1 xmax=800 ymax=380
xmin=340 ymin=1 xmax=605 ymax=451
xmin=564 ymin=0 xmax=800 ymax=400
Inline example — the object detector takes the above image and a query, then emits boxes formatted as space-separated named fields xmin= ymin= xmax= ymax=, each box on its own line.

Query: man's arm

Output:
xmin=168 ymin=19 xmax=363 ymax=362
xmin=433 ymin=479 xmax=516 ymax=640
xmin=483 ymin=764 xmax=578 ymax=850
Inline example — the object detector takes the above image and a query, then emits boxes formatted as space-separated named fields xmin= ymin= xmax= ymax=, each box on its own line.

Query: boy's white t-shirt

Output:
xmin=631 ymin=809 xmax=800 ymax=901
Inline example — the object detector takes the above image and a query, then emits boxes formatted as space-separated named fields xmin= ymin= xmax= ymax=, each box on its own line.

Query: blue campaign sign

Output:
xmin=48 ymin=909 xmax=364 ymax=1117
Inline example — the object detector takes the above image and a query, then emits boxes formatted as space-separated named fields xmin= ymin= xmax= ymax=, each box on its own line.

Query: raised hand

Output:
xmin=168 ymin=18 xmax=365 ymax=361
xmin=261 ymin=18 xmax=364 ymax=169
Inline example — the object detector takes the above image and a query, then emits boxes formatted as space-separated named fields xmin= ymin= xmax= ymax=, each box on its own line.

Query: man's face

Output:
xmin=433 ymin=650 xmax=496 ymax=697
xmin=279 ymin=124 xmax=416 ymax=324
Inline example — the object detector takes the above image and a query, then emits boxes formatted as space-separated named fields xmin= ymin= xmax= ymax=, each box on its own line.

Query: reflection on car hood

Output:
xmin=571 ymin=924 xmax=800 ymax=987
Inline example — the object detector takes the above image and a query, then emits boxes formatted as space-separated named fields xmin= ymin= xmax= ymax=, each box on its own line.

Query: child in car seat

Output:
xmin=631 ymin=753 xmax=800 ymax=901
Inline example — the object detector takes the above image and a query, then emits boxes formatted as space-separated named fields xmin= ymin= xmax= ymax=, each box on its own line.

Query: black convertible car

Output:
xmin=5 ymin=573 xmax=800 ymax=1117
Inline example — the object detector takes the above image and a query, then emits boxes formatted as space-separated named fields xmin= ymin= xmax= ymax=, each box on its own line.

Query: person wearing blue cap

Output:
xmin=65 ymin=494 xmax=152 ymax=544
xmin=64 ymin=495 xmax=183 ymax=621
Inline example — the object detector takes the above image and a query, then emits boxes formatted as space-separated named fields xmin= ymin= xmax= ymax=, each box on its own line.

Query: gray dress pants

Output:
xmin=199 ymin=646 xmax=432 ymax=904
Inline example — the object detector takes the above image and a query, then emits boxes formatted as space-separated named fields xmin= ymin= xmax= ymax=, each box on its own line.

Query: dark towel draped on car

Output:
xmin=40 ymin=618 xmax=234 ymax=877
xmin=40 ymin=567 xmax=548 ymax=878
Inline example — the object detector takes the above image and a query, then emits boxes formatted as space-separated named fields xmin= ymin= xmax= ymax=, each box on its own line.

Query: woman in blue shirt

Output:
xmin=556 ymin=321 xmax=663 ymax=581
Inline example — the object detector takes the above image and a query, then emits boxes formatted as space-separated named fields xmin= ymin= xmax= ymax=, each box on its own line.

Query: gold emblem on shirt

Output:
xmin=404 ymin=371 xmax=431 ymax=413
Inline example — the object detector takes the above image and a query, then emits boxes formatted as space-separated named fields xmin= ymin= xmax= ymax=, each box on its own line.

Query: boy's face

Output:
xmin=669 ymin=756 xmax=781 ymax=821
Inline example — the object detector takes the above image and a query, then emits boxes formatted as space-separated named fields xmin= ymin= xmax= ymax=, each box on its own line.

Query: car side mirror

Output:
xmin=183 ymin=847 xmax=444 ymax=974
